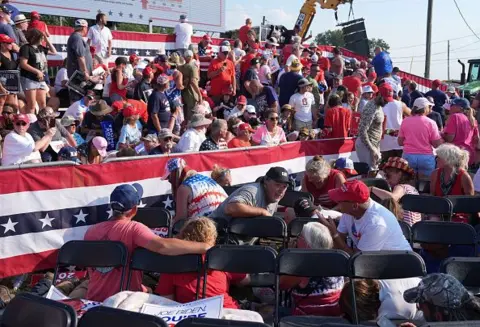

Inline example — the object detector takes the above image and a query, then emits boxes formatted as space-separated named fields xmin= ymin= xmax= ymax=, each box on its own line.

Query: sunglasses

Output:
xmin=163 ymin=137 xmax=173 ymax=142
xmin=3 ymin=111 xmax=13 ymax=115
xmin=269 ymin=117 xmax=279 ymax=121
xmin=15 ymin=121 xmax=27 ymax=126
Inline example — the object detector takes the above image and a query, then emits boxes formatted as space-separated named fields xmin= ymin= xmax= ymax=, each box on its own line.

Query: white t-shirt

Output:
xmin=337 ymin=200 xmax=412 ymax=251
xmin=1 ymin=132 xmax=40 ymax=166
xmin=87 ymin=24 xmax=113 ymax=58
xmin=380 ymin=100 xmax=403 ymax=151
xmin=54 ymin=67 xmax=68 ymax=94
xmin=174 ymin=22 xmax=193 ymax=50
xmin=289 ymin=92 xmax=315 ymax=122
xmin=174 ymin=128 xmax=206 ymax=153
xmin=103 ymin=74 xmax=112 ymax=98
xmin=378 ymin=278 xmax=423 ymax=321
xmin=383 ymin=76 xmax=400 ymax=96
xmin=258 ymin=64 xmax=272 ymax=85
xmin=65 ymin=99 xmax=89 ymax=120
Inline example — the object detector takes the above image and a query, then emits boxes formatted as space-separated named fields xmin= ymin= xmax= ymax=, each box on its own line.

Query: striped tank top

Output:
xmin=183 ymin=174 xmax=228 ymax=218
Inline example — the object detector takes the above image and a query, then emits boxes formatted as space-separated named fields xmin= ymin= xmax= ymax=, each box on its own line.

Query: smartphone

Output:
xmin=223 ymin=62 xmax=227 ymax=67
xmin=49 ymin=118 xmax=56 ymax=128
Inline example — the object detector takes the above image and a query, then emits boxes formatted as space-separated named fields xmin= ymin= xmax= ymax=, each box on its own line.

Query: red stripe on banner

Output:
xmin=0 ymin=249 xmax=58 ymax=279
xmin=0 ymin=139 xmax=355 ymax=195
xmin=14 ymin=2 xmax=90 ymax=12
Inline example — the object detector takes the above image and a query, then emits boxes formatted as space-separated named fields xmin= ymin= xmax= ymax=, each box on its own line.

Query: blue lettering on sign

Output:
xmin=161 ymin=312 xmax=208 ymax=323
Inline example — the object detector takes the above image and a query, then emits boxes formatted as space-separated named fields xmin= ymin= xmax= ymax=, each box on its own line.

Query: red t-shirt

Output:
xmin=208 ymin=58 xmax=235 ymax=97
xmin=241 ymin=53 xmax=256 ymax=78
xmin=238 ymin=25 xmax=251 ymax=45
xmin=304 ymin=169 xmax=343 ymax=208
xmin=324 ymin=106 xmax=352 ymax=139
xmin=112 ymin=99 xmax=149 ymax=123
xmin=84 ymin=220 xmax=155 ymax=302
xmin=318 ymin=57 xmax=330 ymax=72
xmin=362 ymin=81 xmax=378 ymax=94
xmin=342 ymin=76 xmax=362 ymax=97
xmin=228 ymin=138 xmax=251 ymax=148
xmin=282 ymin=45 xmax=293 ymax=65
xmin=315 ymin=69 xmax=325 ymax=83
xmin=300 ymin=57 xmax=311 ymax=69
xmin=28 ymin=20 xmax=47 ymax=35
xmin=155 ymin=271 xmax=247 ymax=309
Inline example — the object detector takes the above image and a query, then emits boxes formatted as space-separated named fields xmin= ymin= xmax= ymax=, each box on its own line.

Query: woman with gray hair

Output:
xmin=279 ymin=222 xmax=344 ymax=316
xmin=199 ymin=118 xmax=228 ymax=151
xmin=398 ymin=97 xmax=444 ymax=178
xmin=301 ymin=155 xmax=345 ymax=208
xmin=430 ymin=143 xmax=474 ymax=223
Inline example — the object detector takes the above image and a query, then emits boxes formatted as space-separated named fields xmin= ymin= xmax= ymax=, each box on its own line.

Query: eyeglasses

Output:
xmin=163 ymin=137 xmax=173 ymax=142
xmin=2 ymin=111 xmax=13 ymax=115
xmin=15 ymin=122 xmax=27 ymax=126
xmin=269 ymin=117 xmax=279 ymax=121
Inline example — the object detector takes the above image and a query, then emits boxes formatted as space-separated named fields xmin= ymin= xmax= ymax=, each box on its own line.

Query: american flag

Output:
xmin=0 ymin=139 xmax=356 ymax=278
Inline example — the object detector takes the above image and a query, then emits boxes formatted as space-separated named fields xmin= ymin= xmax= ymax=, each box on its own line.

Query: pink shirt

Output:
xmin=399 ymin=115 xmax=441 ymax=155
xmin=84 ymin=219 xmax=155 ymax=302
xmin=252 ymin=125 xmax=286 ymax=146
xmin=444 ymin=113 xmax=478 ymax=164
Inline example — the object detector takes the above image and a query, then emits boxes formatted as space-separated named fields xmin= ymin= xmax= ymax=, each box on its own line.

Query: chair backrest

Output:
xmin=353 ymin=162 xmax=370 ymax=176
xmin=134 ymin=207 xmax=172 ymax=236
xmin=440 ymin=257 xmax=480 ymax=288
xmin=277 ymin=249 xmax=350 ymax=277
xmin=360 ymin=178 xmax=391 ymax=191
xmin=228 ymin=217 xmax=287 ymax=241
xmin=401 ymin=194 xmax=453 ymax=217
xmin=176 ymin=318 xmax=270 ymax=327
xmin=287 ymin=218 xmax=320 ymax=237
xmin=446 ymin=195 xmax=480 ymax=214
xmin=222 ymin=185 xmax=313 ymax=208
xmin=419 ymin=322 xmax=480 ymax=327
xmin=78 ymin=306 xmax=167 ymax=327
xmin=412 ymin=221 xmax=477 ymax=247
xmin=127 ymin=248 xmax=203 ymax=297
xmin=398 ymin=220 xmax=413 ymax=244
xmin=1 ymin=293 xmax=77 ymax=327
xmin=54 ymin=240 xmax=128 ymax=290
xmin=205 ymin=245 xmax=277 ymax=274
xmin=173 ymin=218 xmax=229 ymax=236
xmin=350 ymin=251 xmax=426 ymax=279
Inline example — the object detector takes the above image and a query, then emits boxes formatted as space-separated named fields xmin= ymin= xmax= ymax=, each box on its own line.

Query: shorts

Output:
xmin=403 ymin=153 xmax=436 ymax=177
xmin=20 ymin=76 xmax=48 ymax=91
xmin=294 ymin=119 xmax=312 ymax=131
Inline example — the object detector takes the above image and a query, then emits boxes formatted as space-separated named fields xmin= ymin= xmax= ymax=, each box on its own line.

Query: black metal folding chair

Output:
xmin=1 ymin=293 xmax=77 ymax=327
xmin=275 ymin=249 xmax=350 ymax=327
xmin=360 ymin=178 xmax=391 ymax=191
xmin=400 ymin=195 xmax=453 ymax=220
xmin=349 ymin=251 xmax=427 ymax=324
xmin=353 ymin=162 xmax=370 ymax=176
xmin=227 ymin=217 xmax=287 ymax=247
xmin=279 ymin=190 xmax=314 ymax=208
xmin=54 ymin=240 xmax=128 ymax=292
xmin=419 ymin=322 xmax=480 ymax=327
xmin=134 ymin=207 xmax=172 ymax=237
xmin=398 ymin=220 xmax=413 ymax=245
xmin=172 ymin=218 xmax=229 ymax=241
xmin=176 ymin=318 xmax=270 ymax=327
xmin=412 ymin=221 xmax=477 ymax=255
xmin=127 ymin=247 xmax=203 ymax=299
xmin=441 ymin=257 xmax=480 ymax=292
xmin=287 ymin=218 xmax=319 ymax=238
xmin=447 ymin=195 xmax=480 ymax=225
xmin=78 ymin=306 xmax=167 ymax=327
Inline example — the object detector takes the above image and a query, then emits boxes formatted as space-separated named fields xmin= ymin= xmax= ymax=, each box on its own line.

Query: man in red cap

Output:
xmin=362 ymin=71 xmax=378 ymax=94
xmin=228 ymin=122 xmax=254 ymax=148
xmin=133 ymin=66 xmax=154 ymax=103
xmin=425 ymin=79 xmax=447 ymax=126
xmin=198 ymin=34 xmax=213 ymax=88
xmin=318 ymin=180 xmax=411 ymax=254
xmin=342 ymin=73 xmax=362 ymax=110
xmin=207 ymin=46 xmax=235 ymax=102
xmin=125 ymin=53 xmax=139 ymax=80
xmin=28 ymin=11 xmax=50 ymax=44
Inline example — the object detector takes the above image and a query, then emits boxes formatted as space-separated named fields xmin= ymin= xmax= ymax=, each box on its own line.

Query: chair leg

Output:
xmin=350 ymin=278 xmax=359 ymax=325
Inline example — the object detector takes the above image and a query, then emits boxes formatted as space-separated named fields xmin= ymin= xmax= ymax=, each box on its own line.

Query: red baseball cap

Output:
xmin=236 ymin=95 xmax=247 ymax=105
xmin=0 ymin=34 xmax=13 ymax=43
xmin=368 ymin=71 xmax=377 ymax=80
xmin=203 ymin=34 xmax=212 ymax=42
xmin=123 ymin=104 xmax=138 ymax=118
xmin=238 ymin=123 xmax=254 ymax=133
xmin=14 ymin=114 xmax=29 ymax=124
xmin=379 ymin=83 xmax=394 ymax=102
xmin=251 ymin=43 xmax=260 ymax=50
xmin=432 ymin=79 xmax=441 ymax=88
xmin=129 ymin=53 xmax=139 ymax=63
xmin=328 ymin=180 xmax=370 ymax=204
xmin=31 ymin=11 xmax=40 ymax=19
xmin=143 ymin=66 xmax=153 ymax=77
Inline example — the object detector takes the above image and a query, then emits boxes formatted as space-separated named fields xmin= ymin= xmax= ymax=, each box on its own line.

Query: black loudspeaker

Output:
xmin=340 ymin=18 xmax=370 ymax=57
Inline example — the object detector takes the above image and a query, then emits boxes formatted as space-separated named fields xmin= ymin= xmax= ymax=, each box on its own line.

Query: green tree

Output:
xmin=314 ymin=29 xmax=390 ymax=54
xmin=369 ymin=38 xmax=390 ymax=53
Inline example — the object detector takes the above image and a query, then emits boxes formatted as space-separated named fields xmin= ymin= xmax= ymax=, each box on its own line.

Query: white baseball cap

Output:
xmin=362 ymin=85 xmax=374 ymax=94
xmin=413 ymin=97 xmax=434 ymax=109
xmin=220 ymin=46 xmax=230 ymax=52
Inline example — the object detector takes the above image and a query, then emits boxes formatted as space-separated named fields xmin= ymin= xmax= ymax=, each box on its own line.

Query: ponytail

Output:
xmin=458 ymin=148 xmax=470 ymax=170
xmin=464 ymin=107 xmax=477 ymax=128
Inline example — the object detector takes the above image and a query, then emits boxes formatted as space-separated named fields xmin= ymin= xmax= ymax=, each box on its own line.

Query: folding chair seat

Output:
xmin=127 ymin=247 xmax=203 ymax=299
xmin=353 ymin=162 xmax=370 ymax=176
xmin=400 ymin=195 xmax=453 ymax=219
xmin=227 ymin=217 xmax=287 ymax=247
xmin=78 ymin=305 xmax=167 ymax=327
xmin=54 ymin=240 xmax=128 ymax=292
xmin=134 ymin=207 xmax=172 ymax=237
xmin=360 ymin=178 xmax=391 ymax=191
xmin=1 ymin=293 xmax=77 ymax=327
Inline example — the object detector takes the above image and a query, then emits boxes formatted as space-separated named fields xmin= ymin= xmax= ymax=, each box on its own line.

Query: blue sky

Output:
xmin=225 ymin=0 xmax=480 ymax=81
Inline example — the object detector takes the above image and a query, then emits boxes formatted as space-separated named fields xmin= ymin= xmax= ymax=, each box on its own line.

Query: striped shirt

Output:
xmin=398 ymin=184 xmax=421 ymax=226
xmin=291 ymin=277 xmax=344 ymax=316
xmin=198 ymin=43 xmax=213 ymax=72
xmin=183 ymin=174 xmax=228 ymax=218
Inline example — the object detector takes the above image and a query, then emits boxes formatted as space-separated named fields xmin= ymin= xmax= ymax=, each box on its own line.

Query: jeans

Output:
xmin=403 ymin=153 xmax=436 ymax=177
xmin=30 ymin=278 xmax=52 ymax=297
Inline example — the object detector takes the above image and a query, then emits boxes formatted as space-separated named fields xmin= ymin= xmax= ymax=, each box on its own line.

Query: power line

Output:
xmin=393 ymin=55 xmax=475 ymax=64
xmin=452 ymin=0 xmax=480 ymax=41
xmin=391 ymin=40 xmax=480 ymax=59
xmin=389 ymin=33 xmax=479 ymax=50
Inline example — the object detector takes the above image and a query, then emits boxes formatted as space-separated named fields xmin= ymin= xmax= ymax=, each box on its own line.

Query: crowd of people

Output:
xmin=1 ymin=8 xmax=480 ymax=327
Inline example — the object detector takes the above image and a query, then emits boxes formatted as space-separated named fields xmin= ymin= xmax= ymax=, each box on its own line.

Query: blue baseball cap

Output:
xmin=451 ymin=97 xmax=470 ymax=109
xmin=58 ymin=146 xmax=80 ymax=163
xmin=110 ymin=183 xmax=143 ymax=213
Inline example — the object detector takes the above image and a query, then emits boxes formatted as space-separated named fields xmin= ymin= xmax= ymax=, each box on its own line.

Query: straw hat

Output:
xmin=381 ymin=157 xmax=414 ymax=176
xmin=89 ymin=100 xmax=113 ymax=116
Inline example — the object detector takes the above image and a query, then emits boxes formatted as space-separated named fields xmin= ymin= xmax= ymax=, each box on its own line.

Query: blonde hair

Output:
xmin=178 ymin=217 xmax=217 ymax=245
xmin=211 ymin=164 xmax=229 ymax=182
xmin=464 ymin=107 xmax=477 ymax=128
xmin=436 ymin=143 xmax=469 ymax=171
xmin=305 ymin=155 xmax=331 ymax=180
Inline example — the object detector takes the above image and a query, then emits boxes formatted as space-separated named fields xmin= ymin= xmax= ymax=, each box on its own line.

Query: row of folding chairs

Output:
xmin=53 ymin=240 xmax=429 ymax=326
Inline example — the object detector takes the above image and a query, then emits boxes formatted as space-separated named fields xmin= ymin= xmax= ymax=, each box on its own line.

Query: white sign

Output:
xmin=13 ymin=0 xmax=226 ymax=32
xmin=140 ymin=295 xmax=223 ymax=325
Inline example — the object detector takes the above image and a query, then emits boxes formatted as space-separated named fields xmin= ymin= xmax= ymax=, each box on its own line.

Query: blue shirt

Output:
xmin=4 ymin=4 xmax=20 ymax=23
xmin=278 ymin=72 xmax=302 ymax=106
xmin=371 ymin=51 xmax=393 ymax=77
xmin=0 ymin=22 xmax=16 ymax=43
xmin=147 ymin=90 xmax=171 ymax=133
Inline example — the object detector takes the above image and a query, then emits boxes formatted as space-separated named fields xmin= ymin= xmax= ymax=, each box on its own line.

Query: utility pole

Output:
xmin=447 ymin=40 xmax=450 ymax=80
xmin=425 ymin=0 xmax=433 ymax=78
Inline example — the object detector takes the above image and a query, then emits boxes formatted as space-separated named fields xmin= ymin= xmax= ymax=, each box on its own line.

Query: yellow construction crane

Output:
xmin=296 ymin=0 xmax=353 ymax=39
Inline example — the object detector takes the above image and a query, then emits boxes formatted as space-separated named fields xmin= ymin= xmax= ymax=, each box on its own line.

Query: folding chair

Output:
xmin=1 ymin=293 xmax=77 ymax=327
xmin=127 ymin=247 xmax=203 ymax=299
xmin=412 ymin=221 xmax=477 ymax=255
xmin=420 ymin=322 xmax=480 ymax=327
xmin=279 ymin=190 xmax=314 ymax=208
xmin=447 ymin=195 xmax=480 ymax=224
xmin=203 ymin=245 xmax=277 ymax=297
xmin=398 ymin=220 xmax=413 ymax=245
xmin=275 ymin=249 xmax=350 ymax=327
xmin=349 ymin=251 xmax=427 ymax=324
xmin=353 ymin=162 xmax=370 ymax=176
xmin=54 ymin=240 xmax=128 ymax=292
xmin=400 ymin=195 xmax=453 ymax=220
xmin=134 ymin=207 xmax=172 ymax=237
xmin=176 ymin=318 xmax=270 ymax=327
xmin=287 ymin=218 xmax=319 ymax=238
xmin=360 ymin=178 xmax=391 ymax=191
xmin=441 ymin=257 xmax=480 ymax=291
xmin=172 ymin=218 xmax=229 ymax=239
xmin=227 ymin=217 xmax=287 ymax=247
xmin=78 ymin=306 xmax=167 ymax=327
